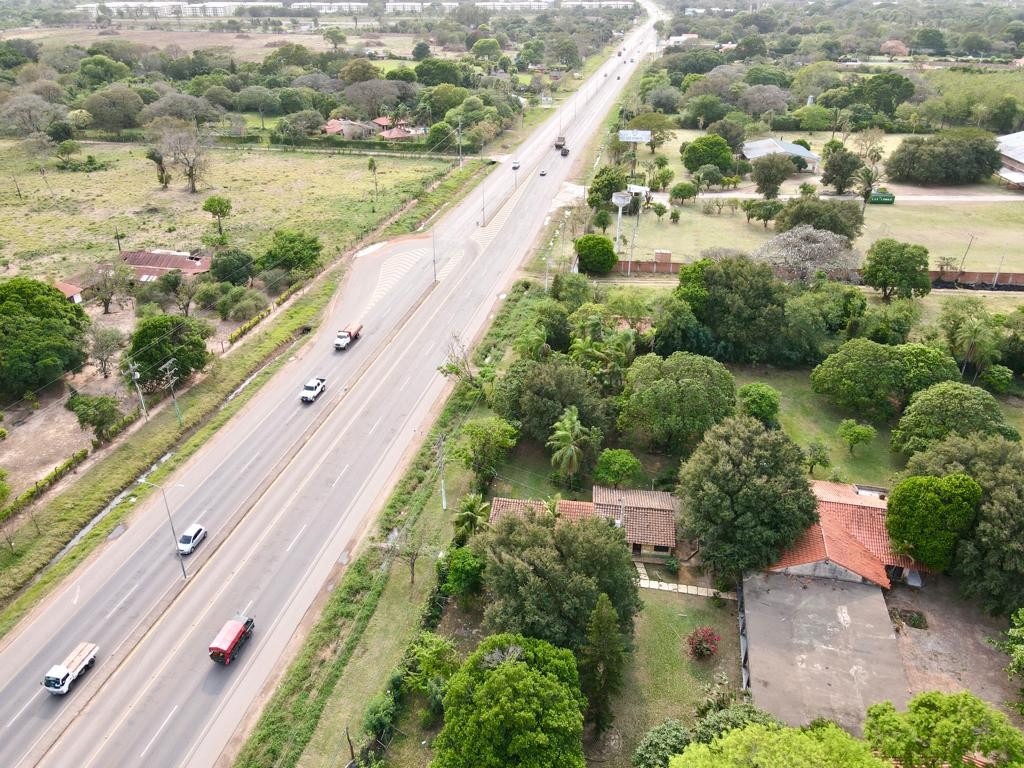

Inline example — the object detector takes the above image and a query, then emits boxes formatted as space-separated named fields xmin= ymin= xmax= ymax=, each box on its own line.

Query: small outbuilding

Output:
xmin=741 ymin=137 xmax=821 ymax=172
xmin=996 ymin=131 xmax=1024 ymax=189
xmin=54 ymin=281 xmax=83 ymax=304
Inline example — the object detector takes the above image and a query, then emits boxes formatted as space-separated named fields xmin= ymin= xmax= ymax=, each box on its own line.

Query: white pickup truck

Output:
xmin=43 ymin=642 xmax=98 ymax=695
xmin=334 ymin=324 xmax=362 ymax=351
xmin=300 ymin=377 xmax=326 ymax=403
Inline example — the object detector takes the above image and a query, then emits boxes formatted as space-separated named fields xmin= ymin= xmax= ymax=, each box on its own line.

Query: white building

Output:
xmin=475 ymin=1 xmax=553 ymax=9
xmin=291 ymin=2 xmax=369 ymax=11
xmin=665 ymin=33 xmax=699 ymax=46
xmin=384 ymin=1 xmax=423 ymax=11
xmin=562 ymin=0 xmax=634 ymax=8
xmin=74 ymin=1 xmax=282 ymax=17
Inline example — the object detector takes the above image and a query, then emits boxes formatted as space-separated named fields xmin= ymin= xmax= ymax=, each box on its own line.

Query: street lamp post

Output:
xmin=139 ymin=479 xmax=188 ymax=581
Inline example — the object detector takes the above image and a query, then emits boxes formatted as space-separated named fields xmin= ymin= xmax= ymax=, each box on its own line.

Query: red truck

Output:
xmin=209 ymin=616 xmax=255 ymax=665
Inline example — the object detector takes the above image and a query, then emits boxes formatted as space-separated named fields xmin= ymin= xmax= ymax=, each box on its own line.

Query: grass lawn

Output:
xmin=730 ymin=366 xmax=902 ymax=486
xmin=489 ymin=439 xmax=578 ymax=502
xmin=0 ymin=141 xmax=450 ymax=281
xmin=594 ymin=590 xmax=741 ymax=768
xmin=294 ymin=459 xmax=469 ymax=768
xmin=629 ymin=204 xmax=772 ymax=262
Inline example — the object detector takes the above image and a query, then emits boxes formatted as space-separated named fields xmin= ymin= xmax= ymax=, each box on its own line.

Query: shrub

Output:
xmin=633 ymin=719 xmax=691 ymax=768
xmin=574 ymin=234 xmax=617 ymax=275
xmin=663 ymin=555 xmax=680 ymax=575
xmin=687 ymin=626 xmax=720 ymax=659
xmin=362 ymin=690 xmax=397 ymax=739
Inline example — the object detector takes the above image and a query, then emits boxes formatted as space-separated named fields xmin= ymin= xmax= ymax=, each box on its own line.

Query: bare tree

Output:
xmin=438 ymin=333 xmax=477 ymax=386
xmin=159 ymin=126 xmax=212 ymax=193
xmin=90 ymin=263 xmax=134 ymax=314
xmin=751 ymin=224 xmax=860 ymax=281
xmin=852 ymin=128 xmax=885 ymax=166
xmin=0 ymin=94 xmax=66 ymax=134
xmin=90 ymin=326 xmax=124 ymax=377
xmin=393 ymin=525 xmax=428 ymax=586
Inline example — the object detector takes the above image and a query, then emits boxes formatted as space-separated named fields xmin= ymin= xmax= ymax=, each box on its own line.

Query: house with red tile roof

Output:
xmin=379 ymin=126 xmax=414 ymax=141
xmin=487 ymin=486 xmax=678 ymax=563
xmin=322 ymin=118 xmax=375 ymax=139
xmin=769 ymin=480 xmax=923 ymax=589
xmin=54 ymin=281 xmax=83 ymax=304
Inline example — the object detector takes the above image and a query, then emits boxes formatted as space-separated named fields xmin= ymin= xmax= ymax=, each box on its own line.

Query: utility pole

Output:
xmin=959 ymin=233 xmax=975 ymax=273
xmin=139 ymin=479 xmax=187 ymax=581
xmin=435 ymin=434 xmax=447 ymax=511
xmin=431 ymin=228 xmax=438 ymax=284
xmin=126 ymin=360 xmax=149 ymax=421
xmin=456 ymin=117 xmax=463 ymax=168
xmin=114 ymin=228 xmax=124 ymax=253
xmin=160 ymin=358 xmax=183 ymax=427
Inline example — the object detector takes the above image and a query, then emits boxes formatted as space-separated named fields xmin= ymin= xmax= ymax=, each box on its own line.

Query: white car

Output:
xmin=539 ymin=169 xmax=548 ymax=176
xmin=511 ymin=160 xmax=521 ymax=170
xmin=178 ymin=523 xmax=207 ymax=555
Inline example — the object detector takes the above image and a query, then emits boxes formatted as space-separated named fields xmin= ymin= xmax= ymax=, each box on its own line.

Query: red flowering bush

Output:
xmin=687 ymin=626 xmax=720 ymax=659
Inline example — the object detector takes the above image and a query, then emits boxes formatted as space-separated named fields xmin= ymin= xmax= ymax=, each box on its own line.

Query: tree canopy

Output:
xmin=774 ymin=197 xmax=865 ymax=241
xmin=886 ymin=474 xmax=981 ymax=571
xmin=258 ymin=229 xmax=323 ymax=279
xmin=125 ymin=314 xmax=212 ymax=391
xmin=810 ymin=339 xmax=959 ymax=420
xmin=618 ymin=352 xmax=736 ymax=454
xmin=865 ymin=691 xmax=1024 ymax=768
xmin=431 ymin=633 xmax=586 ymax=768
xmin=0 ymin=278 xmax=89 ymax=396
xmin=885 ymin=129 xmax=1001 ymax=185
xmin=671 ymin=722 xmax=888 ymax=768
xmin=679 ymin=415 xmax=818 ymax=579
xmin=905 ymin=434 xmax=1024 ymax=615
xmin=891 ymin=381 xmax=1020 ymax=456
xmin=475 ymin=513 xmax=642 ymax=652
xmin=861 ymin=238 xmax=931 ymax=301
xmin=682 ymin=134 xmax=733 ymax=173
xmin=575 ymin=234 xmax=617 ymax=275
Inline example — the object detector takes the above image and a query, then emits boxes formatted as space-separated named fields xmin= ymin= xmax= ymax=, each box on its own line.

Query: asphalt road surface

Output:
xmin=0 ymin=9 xmax=661 ymax=768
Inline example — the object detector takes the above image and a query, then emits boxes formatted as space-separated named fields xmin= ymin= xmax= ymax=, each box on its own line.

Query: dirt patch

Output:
xmin=886 ymin=575 xmax=1020 ymax=722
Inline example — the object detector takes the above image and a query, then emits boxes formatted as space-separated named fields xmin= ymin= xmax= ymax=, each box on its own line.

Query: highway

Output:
xmin=0 ymin=8 xmax=661 ymax=767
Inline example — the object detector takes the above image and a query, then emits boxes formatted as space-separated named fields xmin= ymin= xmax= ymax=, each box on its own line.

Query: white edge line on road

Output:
xmin=330 ymin=465 xmax=350 ymax=489
xmin=6 ymin=690 xmax=43 ymax=730
xmin=241 ymin=600 xmax=253 ymax=616
xmin=284 ymin=525 xmax=307 ymax=554
xmin=367 ymin=416 xmax=382 ymax=436
xmin=72 ymin=585 xmax=80 ymax=606
xmin=104 ymin=584 xmax=139 ymax=621
xmin=192 ymin=509 xmax=210 ymax=524
xmin=398 ymin=375 xmax=411 ymax=392
xmin=139 ymin=705 xmax=178 ymax=759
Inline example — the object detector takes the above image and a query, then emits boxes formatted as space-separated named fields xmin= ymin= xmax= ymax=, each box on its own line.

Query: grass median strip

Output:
xmin=0 ymin=271 xmax=341 ymax=640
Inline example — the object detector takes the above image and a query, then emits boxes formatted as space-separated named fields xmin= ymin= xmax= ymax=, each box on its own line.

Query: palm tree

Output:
xmin=453 ymin=492 xmax=490 ymax=544
xmin=543 ymin=493 xmax=562 ymax=517
xmin=513 ymin=322 xmax=548 ymax=361
xmin=547 ymin=406 xmax=586 ymax=486
xmin=855 ymin=166 xmax=882 ymax=211
xmin=953 ymin=317 xmax=1001 ymax=382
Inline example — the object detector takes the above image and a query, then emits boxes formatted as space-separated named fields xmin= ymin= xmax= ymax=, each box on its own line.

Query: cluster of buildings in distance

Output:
xmin=73 ymin=0 xmax=635 ymax=16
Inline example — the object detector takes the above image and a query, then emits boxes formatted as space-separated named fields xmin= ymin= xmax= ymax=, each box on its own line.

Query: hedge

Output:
xmin=0 ymin=449 xmax=90 ymax=526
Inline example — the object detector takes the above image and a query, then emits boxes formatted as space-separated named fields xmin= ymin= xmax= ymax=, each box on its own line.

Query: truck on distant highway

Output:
xmin=300 ymin=377 xmax=326 ymax=402
xmin=43 ymin=642 xmax=98 ymax=695
xmin=554 ymin=136 xmax=566 ymax=149
xmin=334 ymin=324 xmax=362 ymax=351
xmin=209 ymin=616 xmax=255 ymax=666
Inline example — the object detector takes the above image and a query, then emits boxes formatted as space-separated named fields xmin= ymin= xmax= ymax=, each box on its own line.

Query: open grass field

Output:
xmin=628 ymin=199 xmax=1024 ymax=272
xmin=8 ymin=25 xmax=337 ymax=60
xmin=0 ymin=140 xmax=451 ymax=281
xmin=604 ymin=591 xmax=741 ymax=768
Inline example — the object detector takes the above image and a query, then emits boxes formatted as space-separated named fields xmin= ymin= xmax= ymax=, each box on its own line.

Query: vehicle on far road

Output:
xmin=208 ymin=616 xmax=254 ymax=666
xmin=43 ymin=642 xmax=98 ymax=695
xmin=177 ymin=523 xmax=207 ymax=555
xmin=300 ymin=377 xmax=326 ymax=402
xmin=554 ymin=136 xmax=566 ymax=149
xmin=334 ymin=324 xmax=362 ymax=351
xmin=511 ymin=160 xmax=520 ymax=170
xmin=540 ymin=169 xmax=548 ymax=176
xmin=560 ymin=147 xmax=570 ymax=157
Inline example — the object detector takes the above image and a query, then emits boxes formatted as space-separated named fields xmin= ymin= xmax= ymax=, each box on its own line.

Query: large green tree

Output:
xmin=258 ymin=229 xmax=323 ymax=279
xmin=475 ymin=513 xmax=642 ymax=652
xmin=682 ymin=256 xmax=788 ymax=364
xmin=821 ymin=147 xmax=863 ymax=194
xmin=905 ymin=434 xmax=1024 ymax=614
xmin=0 ymin=278 xmax=89 ymax=396
xmin=810 ymin=339 xmax=959 ymax=420
xmin=67 ymin=392 xmax=123 ymax=443
xmin=491 ymin=356 xmax=610 ymax=442
xmin=579 ymin=593 xmax=626 ymax=734
xmin=587 ymin=165 xmax=629 ymax=209
xmin=861 ymin=238 xmax=931 ymax=301
xmin=682 ymin=134 xmax=733 ymax=173
xmin=891 ymin=381 xmax=1020 ymax=456
xmin=431 ymin=633 xmax=586 ymax=768
xmin=886 ymin=474 xmax=981 ymax=571
xmin=671 ymin=722 xmax=887 ymax=768
xmin=574 ymin=234 xmax=617 ymax=275
xmin=885 ymin=129 xmax=1001 ymax=185
xmin=679 ymin=415 xmax=818 ymax=579
xmin=865 ymin=691 xmax=1024 ymax=768
xmin=774 ymin=197 xmax=865 ymax=240
xmin=618 ymin=352 xmax=735 ymax=454
xmin=124 ymin=314 xmax=212 ymax=390
xmin=456 ymin=416 xmax=518 ymax=491
xmin=750 ymin=153 xmax=794 ymax=199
